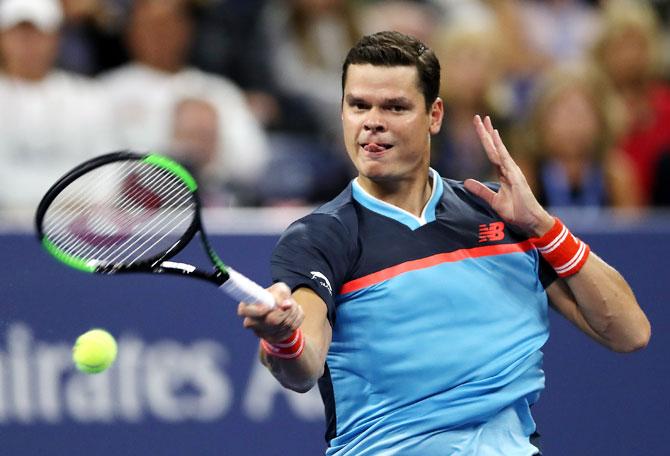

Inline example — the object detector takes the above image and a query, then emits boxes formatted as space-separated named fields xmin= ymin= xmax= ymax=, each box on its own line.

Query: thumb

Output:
xmin=268 ymin=282 xmax=293 ymax=309
xmin=464 ymin=179 xmax=496 ymax=206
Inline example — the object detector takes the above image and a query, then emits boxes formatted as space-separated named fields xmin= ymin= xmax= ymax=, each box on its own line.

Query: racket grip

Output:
xmin=219 ymin=267 xmax=276 ymax=309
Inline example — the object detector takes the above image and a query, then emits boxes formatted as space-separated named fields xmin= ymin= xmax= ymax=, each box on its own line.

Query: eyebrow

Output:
xmin=384 ymin=97 xmax=412 ymax=106
xmin=344 ymin=95 xmax=413 ymax=105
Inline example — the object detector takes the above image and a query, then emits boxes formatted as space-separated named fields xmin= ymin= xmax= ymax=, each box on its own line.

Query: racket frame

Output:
xmin=35 ymin=151 xmax=229 ymax=286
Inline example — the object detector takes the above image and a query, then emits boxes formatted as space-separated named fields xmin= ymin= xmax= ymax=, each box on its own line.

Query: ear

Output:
xmin=429 ymin=97 xmax=444 ymax=135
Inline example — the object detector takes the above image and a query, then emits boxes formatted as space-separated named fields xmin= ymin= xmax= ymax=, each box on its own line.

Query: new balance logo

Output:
xmin=478 ymin=222 xmax=505 ymax=243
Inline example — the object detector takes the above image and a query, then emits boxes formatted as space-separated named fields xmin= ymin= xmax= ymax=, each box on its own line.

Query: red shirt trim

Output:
xmin=339 ymin=240 xmax=535 ymax=295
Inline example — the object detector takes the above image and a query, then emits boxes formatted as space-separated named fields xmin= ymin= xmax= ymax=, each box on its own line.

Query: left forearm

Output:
xmin=466 ymin=114 xmax=651 ymax=352
xmin=551 ymin=253 xmax=651 ymax=352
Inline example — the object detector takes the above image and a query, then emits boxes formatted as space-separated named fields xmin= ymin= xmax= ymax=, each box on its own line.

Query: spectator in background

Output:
xmin=592 ymin=0 xmax=670 ymax=205
xmin=443 ymin=0 xmax=598 ymax=121
xmin=260 ymin=0 xmax=361 ymax=140
xmin=357 ymin=0 xmax=441 ymax=46
xmin=515 ymin=63 xmax=640 ymax=209
xmin=0 ymin=0 xmax=110 ymax=212
xmin=249 ymin=0 xmax=361 ymax=206
xmin=100 ymin=0 xmax=269 ymax=206
xmin=168 ymin=97 xmax=259 ymax=206
xmin=189 ymin=0 xmax=321 ymax=135
xmin=518 ymin=0 xmax=600 ymax=65
xmin=169 ymin=97 xmax=219 ymax=186
xmin=434 ymin=0 xmax=548 ymax=119
xmin=431 ymin=22 xmax=512 ymax=181
xmin=56 ymin=0 xmax=127 ymax=75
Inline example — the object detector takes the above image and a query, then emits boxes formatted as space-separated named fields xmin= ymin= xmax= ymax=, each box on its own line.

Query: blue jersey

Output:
xmin=271 ymin=169 xmax=556 ymax=455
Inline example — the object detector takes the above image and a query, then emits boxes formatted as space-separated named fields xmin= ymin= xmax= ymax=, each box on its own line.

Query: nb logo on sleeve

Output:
xmin=478 ymin=222 xmax=505 ymax=243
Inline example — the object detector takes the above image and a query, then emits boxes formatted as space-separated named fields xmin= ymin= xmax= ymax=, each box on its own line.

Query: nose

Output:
xmin=363 ymin=113 xmax=386 ymax=133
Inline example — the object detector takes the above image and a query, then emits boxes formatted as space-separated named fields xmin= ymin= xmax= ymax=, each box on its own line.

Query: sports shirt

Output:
xmin=271 ymin=169 xmax=556 ymax=455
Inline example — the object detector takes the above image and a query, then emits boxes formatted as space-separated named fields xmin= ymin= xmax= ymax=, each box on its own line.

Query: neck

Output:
xmin=140 ymin=60 xmax=182 ymax=74
xmin=5 ymin=66 xmax=50 ymax=81
xmin=357 ymin=170 xmax=433 ymax=217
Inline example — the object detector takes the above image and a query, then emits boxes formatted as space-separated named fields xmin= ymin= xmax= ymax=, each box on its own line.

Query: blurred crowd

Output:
xmin=1 ymin=0 xmax=670 ymax=213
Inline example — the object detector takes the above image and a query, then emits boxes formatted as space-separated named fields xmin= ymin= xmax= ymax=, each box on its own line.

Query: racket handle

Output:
xmin=219 ymin=267 xmax=276 ymax=309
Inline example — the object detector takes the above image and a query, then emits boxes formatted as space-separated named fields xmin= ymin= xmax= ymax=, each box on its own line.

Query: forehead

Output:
xmin=344 ymin=64 xmax=422 ymax=100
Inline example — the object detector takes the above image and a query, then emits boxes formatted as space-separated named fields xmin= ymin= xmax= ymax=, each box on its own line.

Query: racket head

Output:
xmin=35 ymin=151 xmax=202 ymax=274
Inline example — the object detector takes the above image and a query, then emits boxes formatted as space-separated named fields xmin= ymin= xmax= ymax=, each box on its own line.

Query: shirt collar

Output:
xmin=351 ymin=168 xmax=443 ymax=230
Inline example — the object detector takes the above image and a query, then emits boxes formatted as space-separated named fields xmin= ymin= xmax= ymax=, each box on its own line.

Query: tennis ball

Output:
xmin=72 ymin=329 xmax=118 ymax=374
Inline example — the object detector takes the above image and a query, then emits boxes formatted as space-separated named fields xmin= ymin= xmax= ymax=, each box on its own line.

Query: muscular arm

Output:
xmin=546 ymin=252 xmax=650 ymax=352
xmin=467 ymin=115 xmax=651 ymax=353
xmin=240 ymin=285 xmax=332 ymax=393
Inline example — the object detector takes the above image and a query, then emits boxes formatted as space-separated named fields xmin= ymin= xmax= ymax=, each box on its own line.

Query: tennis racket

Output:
xmin=34 ymin=151 xmax=275 ymax=308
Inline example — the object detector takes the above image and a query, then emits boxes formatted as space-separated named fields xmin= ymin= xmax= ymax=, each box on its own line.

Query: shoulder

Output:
xmin=282 ymin=185 xmax=358 ymax=242
xmin=441 ymin=178 xmax=500 ymax=209
xmin=177 ymin=68 xmax=246 ymax=98
xmin=39 ymin=71 xmax=95 ymax=93
xmin=97 ymin=63 xmax=141 ymax=84
xmin=278 ymin=185 xmax=358 ymax=251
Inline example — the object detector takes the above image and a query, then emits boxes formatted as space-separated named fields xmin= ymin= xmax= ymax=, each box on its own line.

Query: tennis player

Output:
xmin=238 ymin=31 xmax=651 ymax=455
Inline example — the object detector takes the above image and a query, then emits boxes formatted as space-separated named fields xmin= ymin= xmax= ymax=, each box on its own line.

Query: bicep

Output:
xmin=293 ymin=286 xmax=332 ymax=363
xmin=546 ymin=279 xmax=610 ymax=347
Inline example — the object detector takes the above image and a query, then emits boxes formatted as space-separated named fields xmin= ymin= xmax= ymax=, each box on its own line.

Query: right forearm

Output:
xmin=242 ymin=285 xmax=331 ymax=392
xmin=260 ymin=337 xmax=325 ymax=393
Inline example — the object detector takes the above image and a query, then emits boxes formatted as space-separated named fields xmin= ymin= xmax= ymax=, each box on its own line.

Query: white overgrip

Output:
xmin=219 ymin=267 xmax=275 ymax=309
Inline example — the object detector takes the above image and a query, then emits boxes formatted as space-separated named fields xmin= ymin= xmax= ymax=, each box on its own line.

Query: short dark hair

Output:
xmin=342 ymin=31 xmax=440 ymax=111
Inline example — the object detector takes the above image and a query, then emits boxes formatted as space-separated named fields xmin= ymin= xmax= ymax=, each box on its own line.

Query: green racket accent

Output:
xmin=202 ymin=237 xmax=230 ymax=275
xmin=143 ymin=154 xmax=198 ymax=192
xmin=42 ymin=238 xmax=96 ymax=273
xmin=210 ymin=251 xmax=230 ymax=274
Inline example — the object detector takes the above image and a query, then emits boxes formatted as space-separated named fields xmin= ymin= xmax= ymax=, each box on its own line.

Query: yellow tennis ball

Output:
xmin=72 ymin=329 xmax=118 ymax=374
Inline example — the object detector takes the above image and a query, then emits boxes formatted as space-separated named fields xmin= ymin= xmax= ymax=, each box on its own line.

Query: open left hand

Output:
xmin=464 ymin=115 xmax=554 ymax=237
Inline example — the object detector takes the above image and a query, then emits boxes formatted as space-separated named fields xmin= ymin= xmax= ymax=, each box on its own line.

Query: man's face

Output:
xmin=341 ymin=64 xmax=442 ymax=185
xmin=127 ymin=0 xmax=192 ymax=73
xmin=0 ymin=23 xmax=59 ymax=80
xmin=171 ymin=99 xmax=219 ymax=168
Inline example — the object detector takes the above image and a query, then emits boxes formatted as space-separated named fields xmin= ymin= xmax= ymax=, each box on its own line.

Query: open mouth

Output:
xmin=360 ymin=142 xmax=393 ymax=153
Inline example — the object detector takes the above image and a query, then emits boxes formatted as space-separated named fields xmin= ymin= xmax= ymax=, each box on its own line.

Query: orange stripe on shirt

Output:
xmin=339 ymin=240 xmax=535 ymax=295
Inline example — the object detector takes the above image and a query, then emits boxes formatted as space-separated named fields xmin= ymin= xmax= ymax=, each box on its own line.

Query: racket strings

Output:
xmin=42 ymin=160 xmax=196 ymax=267
xmin=65 ymin=167 xmax=192 ymax=264
xmin=60 ymin=167 xmax=190 ymax=262
xmin=45 ymin=161 xmax=170 ymax=258
xmin=65 ymin=179 xmax=188 ymax=264
xmin=45 ymin=160 xmax=150 ymax=242
xmin=63 ymin=170 xmax=174 ymax=260
xmin=103 ymin=189 xmax=194 ymax=266
xmin=48 ymin=168 xmax=193 ymax=265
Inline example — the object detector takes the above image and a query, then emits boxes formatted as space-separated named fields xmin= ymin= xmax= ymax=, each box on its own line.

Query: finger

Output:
xmin=277 ymin=297 xmax=296 ymax=311
xmin=239 ymin=301 xmax=274 ymax=318
xmin=464 ymin=179 xmax=496 ymax=206
xmin=492 ymin=129 xmax=523 ymax=180
xmin=484 ymin=115 xmax=495 ymax=135
xmin=268 ymin=282 xmax=292 ymax=307
xmin=473 ymin=115 xmax=502 ymax=166
xmin=492 ymin=130 xmax=512 ymax=164
xmin=286 ymin=304 xmax=305 ymax=330
xmin=485 ymin=117 xmax=510 ymax=170
xmin=243 ymin=316 xmax=260 ymax=330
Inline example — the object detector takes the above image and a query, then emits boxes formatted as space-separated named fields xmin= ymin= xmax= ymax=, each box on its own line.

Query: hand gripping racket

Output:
xmin=35 ymin=151 xmax=275 ymax=308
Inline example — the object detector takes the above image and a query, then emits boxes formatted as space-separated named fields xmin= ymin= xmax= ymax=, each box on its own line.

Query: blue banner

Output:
xmin=0 ymin=226 xmax=668 ymax=455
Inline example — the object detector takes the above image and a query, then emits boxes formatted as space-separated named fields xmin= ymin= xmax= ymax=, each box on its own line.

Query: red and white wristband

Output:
xmin=530 ymin=218 xmax=590 ymax=278
xmin=260 ymin=328 xmax=305 ymax=360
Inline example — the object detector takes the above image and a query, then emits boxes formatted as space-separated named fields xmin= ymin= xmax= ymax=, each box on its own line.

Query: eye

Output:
xmin=387 ymin=104 xmax=407 ymax=112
